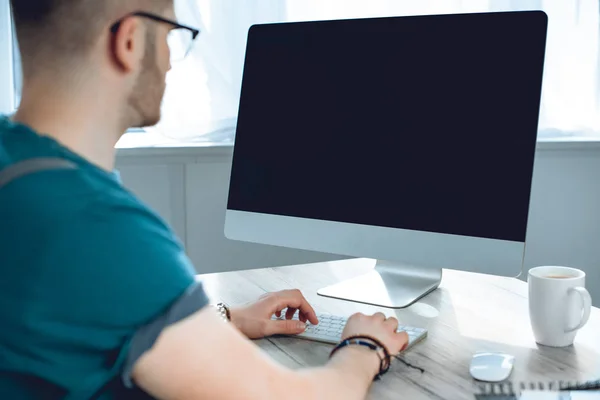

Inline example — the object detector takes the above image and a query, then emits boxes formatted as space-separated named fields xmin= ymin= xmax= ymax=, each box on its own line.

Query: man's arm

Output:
xmin=59 ymin=195 xmax=406 ymax=399
xmin=133 ymin=308 xmax=407 ymax=400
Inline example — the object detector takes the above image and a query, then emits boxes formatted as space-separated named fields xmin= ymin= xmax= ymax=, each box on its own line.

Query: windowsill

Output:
xmin=115 ymin=130 xmax=600 ymax=159
xmin=115 ymin=128 xmax=235 ymax=148
xmin=536 ymin=136 xmax=600 ymax=151
xmin=115 ymin=127 xmax=236 ymax=159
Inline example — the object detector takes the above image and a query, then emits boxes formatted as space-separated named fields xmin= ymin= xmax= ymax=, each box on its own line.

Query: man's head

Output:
xmin=10 ymin=0 xmax=177 ymax=128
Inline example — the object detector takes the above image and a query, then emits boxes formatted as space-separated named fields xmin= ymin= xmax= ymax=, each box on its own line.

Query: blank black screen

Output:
xmin=228 ymin=11 xmax=547 ymax=243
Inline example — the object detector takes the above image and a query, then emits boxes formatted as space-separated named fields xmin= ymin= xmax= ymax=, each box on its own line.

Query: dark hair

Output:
xmin=10 ymin=0 xmax=170 ymax=77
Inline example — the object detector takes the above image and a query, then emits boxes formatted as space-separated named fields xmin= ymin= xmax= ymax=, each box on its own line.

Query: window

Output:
xmin=0 ymin=0 xmax=15 ymax=114
xmin=162 ymin=0 xmax=600 ymax=140
xmin=151 ymin=0 xmax=288 ymax=141
xmin=4 ymin=1 xmax=600 ymax=139
xmin=12 ymin=19 xmax=21 ymax=110
xmin=293 ymin=0 xmax=599 ymax=139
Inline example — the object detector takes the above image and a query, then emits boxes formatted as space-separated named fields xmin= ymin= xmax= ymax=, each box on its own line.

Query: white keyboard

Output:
xmin=271 ymin=311 xmax=427 ymax=351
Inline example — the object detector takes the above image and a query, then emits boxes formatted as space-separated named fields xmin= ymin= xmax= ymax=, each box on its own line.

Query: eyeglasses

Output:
xmin=110 ymin=11 xmax=200 ymax=62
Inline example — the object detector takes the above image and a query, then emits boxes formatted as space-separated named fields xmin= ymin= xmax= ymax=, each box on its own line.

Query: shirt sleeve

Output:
xmin=43 ymin=192 xmax=210 ymax=382
xmin=121 ymin=281 xmax=209 ymax=388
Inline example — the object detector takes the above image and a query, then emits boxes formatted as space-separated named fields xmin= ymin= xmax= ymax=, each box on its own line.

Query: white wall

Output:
xmin=116 ymin=144 xmax=600 ymax=304
xmin=522 ymin=145 xmax=600 ymax=290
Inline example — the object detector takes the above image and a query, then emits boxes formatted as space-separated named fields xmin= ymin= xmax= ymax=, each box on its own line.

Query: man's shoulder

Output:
xmin=0 ymin=120 xmax=142 ymax=222
xmin=0 ymin=154 xmax=184 ymax=276
xmin=1 ymin=159 xmax=196 ymax=323
xmin=1 ymin=163 xmax=148 ymax=226
xmin=0 ymin=117 xmax=195 ymax=297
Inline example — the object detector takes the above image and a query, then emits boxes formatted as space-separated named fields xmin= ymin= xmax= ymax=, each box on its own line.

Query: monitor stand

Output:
xmin=317 ymin=260 xmax=442 ymax=309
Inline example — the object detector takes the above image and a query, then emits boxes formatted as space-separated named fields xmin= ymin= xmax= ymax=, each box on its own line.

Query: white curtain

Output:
xmin=149 ymin=0 xmax=286 ymax=141
xmin=148 ymin=0 xmax=600 ymax=140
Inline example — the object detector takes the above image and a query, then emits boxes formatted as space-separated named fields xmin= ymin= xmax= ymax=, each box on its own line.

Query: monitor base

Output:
xmin=317 ymin=260 xmax=442 ymax=309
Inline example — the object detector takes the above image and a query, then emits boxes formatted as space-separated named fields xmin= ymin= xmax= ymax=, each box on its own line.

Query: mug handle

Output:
xmin=565 ymin=287 xmax=592 ymax=333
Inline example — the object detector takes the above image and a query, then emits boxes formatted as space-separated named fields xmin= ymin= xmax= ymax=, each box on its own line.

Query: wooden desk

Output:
xmin=197 ymin=258 xmax=600 ymax=400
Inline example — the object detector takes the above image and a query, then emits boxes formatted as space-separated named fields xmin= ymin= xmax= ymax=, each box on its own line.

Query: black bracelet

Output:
xmin=329 ymin=335 xmax=391 ymax=381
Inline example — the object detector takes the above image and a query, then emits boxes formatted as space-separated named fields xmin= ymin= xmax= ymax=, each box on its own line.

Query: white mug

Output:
xmin=528 ymin=266 xmax=592 ymax=347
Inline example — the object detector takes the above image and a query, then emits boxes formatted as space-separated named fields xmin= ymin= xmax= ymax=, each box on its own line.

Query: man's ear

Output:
xmin=112 ymin=17 xmax=145 ymax=73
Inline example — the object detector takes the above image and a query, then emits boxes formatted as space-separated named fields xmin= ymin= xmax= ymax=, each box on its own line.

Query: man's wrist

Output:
xmin=227 ymin=307 xmax=244 ymax=331
xmin=330 ymin=335 xmax=391 ymax=381
xmin=329 ymin=345 xmax=381 ymax=381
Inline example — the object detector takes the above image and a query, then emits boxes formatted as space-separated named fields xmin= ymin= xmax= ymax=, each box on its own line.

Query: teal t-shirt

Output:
xmin=0 ymin=117 xmax=204 ymax=399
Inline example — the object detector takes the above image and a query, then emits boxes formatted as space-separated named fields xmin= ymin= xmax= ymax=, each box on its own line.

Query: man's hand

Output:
xmin=229 ymin=289 xmax=320 ymax=339
xmin=342 ymin=312 xmax=409 ymax=355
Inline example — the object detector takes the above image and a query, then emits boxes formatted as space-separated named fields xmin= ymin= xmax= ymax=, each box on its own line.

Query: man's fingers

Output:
xmin=373 ymin=312 xmax=386 ymax=321
xmin=276 ymin=290 xmax=319 ymax=325
xmin=397 ymin=331 xmax=410 ymax=353
xmin=265 ymin=319 xmax=307 ymax=336
xmin=298 ymin=312 xmax=308 ymax=323
xmin=384 ymin=316 xmax=399 ymax=331
xmin=285 ymin=307 xmax=297 ymax=320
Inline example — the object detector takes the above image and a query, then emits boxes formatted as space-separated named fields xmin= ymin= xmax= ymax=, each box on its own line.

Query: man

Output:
xmin=0 ymin=0 xmax=409 ymax=399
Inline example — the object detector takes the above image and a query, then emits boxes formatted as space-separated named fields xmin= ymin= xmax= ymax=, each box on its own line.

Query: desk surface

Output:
xmin=197 ymin=258 xmax=600 ymax=400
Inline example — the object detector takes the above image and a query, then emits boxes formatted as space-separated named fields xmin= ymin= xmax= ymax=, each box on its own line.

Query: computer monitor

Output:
xmin=225 ymin=11 xmax=548 ymax=308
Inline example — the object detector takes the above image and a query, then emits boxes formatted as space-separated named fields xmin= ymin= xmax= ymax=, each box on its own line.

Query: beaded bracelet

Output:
xmin=329 ymin=335 xmax=391 ymax=381
xmin=215 ymin=302 xmax=231 ymax=322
